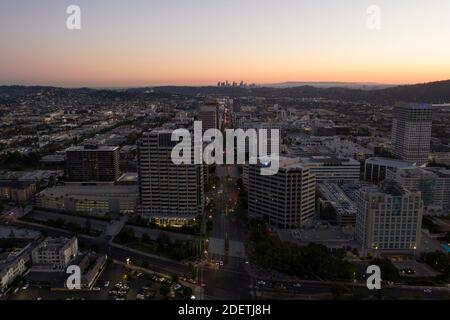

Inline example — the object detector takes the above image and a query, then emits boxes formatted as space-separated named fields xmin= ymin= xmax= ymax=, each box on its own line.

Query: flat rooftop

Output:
xmin=66 ymin=145 xmax=119 ymax=152
xmin=365 ymin=157 xmax=414 ymax=167
xmin=38 ymin=185 xmax=138 ymax=197
xmin=300 ymin=155 xmax=359 ymax=165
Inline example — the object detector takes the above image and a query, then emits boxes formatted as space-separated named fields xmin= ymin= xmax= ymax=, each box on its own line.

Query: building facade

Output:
xmin=300 ymin=155 xmax=360 ymax=183
xmin=35 ymin=185 xmax=138 ymax=215
xmin=247 ymin=157 xmax=316 ymax=228
xmin=0 ymin=244 xmax=32 ymax=294
xmin=198 ymin=101 xmax=219 ymax=133
xmin=356 ymin=181 xmax=423 ymax=256
xmin=31 ymin=237 xmax=78 ymax=272
xmin=364 ymin=157 xmax=414 ymax=184
xmin=65 ymin=145 xmax=120 ymax=182
xmin=137 ymin=129 xmax=204 ymax=227
xmin=387 ymin=167 xmax=450 ymax=215
xmin=391 ymin=103 xmax=432 ymax=165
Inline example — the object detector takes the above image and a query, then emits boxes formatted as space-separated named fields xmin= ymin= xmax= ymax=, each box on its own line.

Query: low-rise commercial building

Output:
xmin=387 ymin=167 xmax=450 ymax=215
xmin=300 ymin=155 xmax=360 ymax=183
xmin=0 ymin=244 xmax=33 ymax=295
xmin=364 ymin=157 xmax=414 ymax=184
xmin=31 ymin=237 xmax=78 ymax=272
xmin=35 ymin=185 xmax=138 ymax=215
xmin=0 ymin=180 xmax=36 ymax=204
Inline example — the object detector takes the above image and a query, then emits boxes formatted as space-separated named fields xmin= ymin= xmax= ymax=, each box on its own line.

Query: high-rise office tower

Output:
xmin=247 ymin=157 xmax=316 ymax=228
xmin=65 ymin=145 xmax=120 ymax=182
xmin=356 ymin=180 xmax=423 ymax=256
xmin=137 ymin=129 xmax=204 ymax=226
xmin=391 ymin=103 xmax=432 ymax=165
xmin=198 ymin=100 xmax=219 ymax=133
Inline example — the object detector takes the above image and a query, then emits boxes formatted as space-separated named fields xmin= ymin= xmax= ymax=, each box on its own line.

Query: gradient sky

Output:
xmin=1 ymin=0 xmax=450 ymax=87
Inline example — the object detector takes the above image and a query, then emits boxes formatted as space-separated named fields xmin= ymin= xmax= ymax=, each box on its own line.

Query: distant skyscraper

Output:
xmin=356 ymin=181 xmax=423 ymax=256
xmin=391 ymin=103 xmax=432 ymax=165
xmin=232 ymin=98 xmax=241 ymax=113
xmin=198 ymin=100 xmax=219 ymax=132
xmin=137 ymin=129 xmax=204 ymax=226
xmin=65 ymin=145 xmax=120 ymax=182
xmin=246 ymin=157 xmax=316 ymax=228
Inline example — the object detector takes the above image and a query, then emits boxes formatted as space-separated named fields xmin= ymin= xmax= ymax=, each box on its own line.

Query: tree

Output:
xmin=85 ymin=218 xmax=92 ymax=233
xmin=141 ymin=233 xmax=151 ymax=244
xmin=159 ymin=285 xmax=170 ymax=297
xmin=183 ymin=286 xmax=193 ymax=299
xmin=372 ymin=259 xmax=400 ymax=282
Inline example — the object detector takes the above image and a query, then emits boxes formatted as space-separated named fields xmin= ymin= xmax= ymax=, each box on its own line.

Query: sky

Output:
xmin=1 ymin=0 xmax=450 ymax=87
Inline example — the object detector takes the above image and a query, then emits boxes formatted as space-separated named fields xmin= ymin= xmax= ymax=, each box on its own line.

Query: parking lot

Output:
xmin=5 ymin=262 xmax=191 ymax=300
xmin=392 ymin=260 xmax=440 ymax=278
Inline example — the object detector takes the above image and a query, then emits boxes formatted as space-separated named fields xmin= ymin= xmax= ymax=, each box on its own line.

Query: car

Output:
xmin=292 ymin=283 xmax=302 ymax=288
xmin=257 ymin=280 xmax=266 ymax=286
xmin=137 ymin=272 xmax=144 ymax=277
xmin=423 ymin=288 xmax=432 ymax=294
xmin=172 ymin=283 xmax=182 ymax=291
xmin=36 ymin=297 xmax=42 ymax=300
xmin=92 ymin=287 xmax=101 ymax=291
xmin=22 ymin=284 xmax=30 ymax=290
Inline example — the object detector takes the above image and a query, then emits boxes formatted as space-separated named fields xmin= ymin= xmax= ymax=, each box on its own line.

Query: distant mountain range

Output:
xmin=1 ymin=79 xmax=450 ymax=104
xmin=263 ymin=81 xmax=395 ymax=90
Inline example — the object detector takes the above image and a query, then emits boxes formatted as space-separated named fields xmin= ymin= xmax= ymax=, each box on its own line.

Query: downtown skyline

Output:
xmin=1 ymin=0 xmax=450 ymax=87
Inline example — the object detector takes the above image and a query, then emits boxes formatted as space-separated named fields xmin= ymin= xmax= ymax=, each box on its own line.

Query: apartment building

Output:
xmin=65 ymin=145 xmax=120 ymax=182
